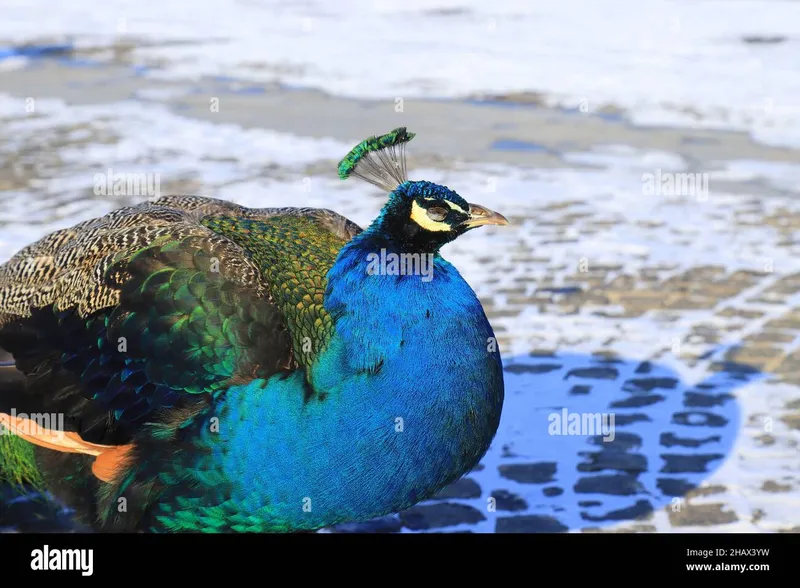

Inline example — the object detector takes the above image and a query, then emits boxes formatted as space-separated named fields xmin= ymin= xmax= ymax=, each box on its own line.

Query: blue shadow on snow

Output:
xmin=341 ymin=347 xmax=756 ymax=533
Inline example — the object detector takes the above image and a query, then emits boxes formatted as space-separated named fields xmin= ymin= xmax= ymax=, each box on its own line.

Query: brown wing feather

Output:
xmin=0 ymin=194 xmax=361 ymax=327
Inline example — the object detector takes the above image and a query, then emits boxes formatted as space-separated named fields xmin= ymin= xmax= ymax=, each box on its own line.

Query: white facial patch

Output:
xmin=443 ymin=200 xmax=467 ymax=214
xmin=422 ymin=197 xmax=467 ymax=214
xmin=410 ymin=200 xmax=452 ymax=232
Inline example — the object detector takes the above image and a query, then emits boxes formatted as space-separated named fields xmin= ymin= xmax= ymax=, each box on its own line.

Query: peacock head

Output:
xmin=337 ymin=127 xmax=508 ymax=253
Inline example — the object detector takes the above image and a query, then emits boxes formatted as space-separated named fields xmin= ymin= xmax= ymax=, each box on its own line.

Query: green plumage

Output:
xmin=0 ymin=433 xmax=44 ymax=489
xmin=102 ymin=232 xmax=292 ymax=396
xmin=0 ymin=199 xmax=357 ymax=526
xmin=201 ymin=215 xmax=346 ymax=371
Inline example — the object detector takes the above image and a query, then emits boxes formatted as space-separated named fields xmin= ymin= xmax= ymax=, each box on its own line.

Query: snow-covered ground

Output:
xmin=2 ymin=0 xmax=800 ymax=147
xmin=0 ymin=2 xmax=798 ymax=533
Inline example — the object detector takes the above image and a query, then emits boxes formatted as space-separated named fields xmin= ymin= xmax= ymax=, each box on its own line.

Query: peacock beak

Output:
xmin=461 ymin=204 xmax=510 ymax=228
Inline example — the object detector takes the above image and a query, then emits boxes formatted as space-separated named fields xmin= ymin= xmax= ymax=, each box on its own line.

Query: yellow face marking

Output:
xmin=410 ymin=200 xmax=451 ymax=232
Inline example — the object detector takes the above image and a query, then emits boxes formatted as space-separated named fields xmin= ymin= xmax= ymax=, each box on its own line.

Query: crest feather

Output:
xmin=337 ymin=127 xmax=415 ymax=192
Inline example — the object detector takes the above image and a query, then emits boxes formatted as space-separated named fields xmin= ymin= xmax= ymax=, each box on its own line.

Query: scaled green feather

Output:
xmin=201 ymin=215 xmax=345 ymax=371
xmin=0 ymin=432 xmax=45 ymax=490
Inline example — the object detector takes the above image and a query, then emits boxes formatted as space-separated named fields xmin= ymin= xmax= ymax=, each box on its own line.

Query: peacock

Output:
xmin=0 ymin=127 xmax=507 ymax=532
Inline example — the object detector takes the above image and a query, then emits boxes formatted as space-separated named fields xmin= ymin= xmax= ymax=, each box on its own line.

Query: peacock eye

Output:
xmin=427 ymin=206 xmax=448 ymax=222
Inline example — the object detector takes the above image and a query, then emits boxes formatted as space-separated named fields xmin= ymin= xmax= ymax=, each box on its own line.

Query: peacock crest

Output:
xmin=337 ymin=127 xmax=415 ymax=192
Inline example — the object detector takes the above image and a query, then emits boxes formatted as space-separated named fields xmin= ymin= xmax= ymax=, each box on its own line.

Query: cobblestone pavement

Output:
xmin=0 ymin=56 xmax=798 ymax=533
